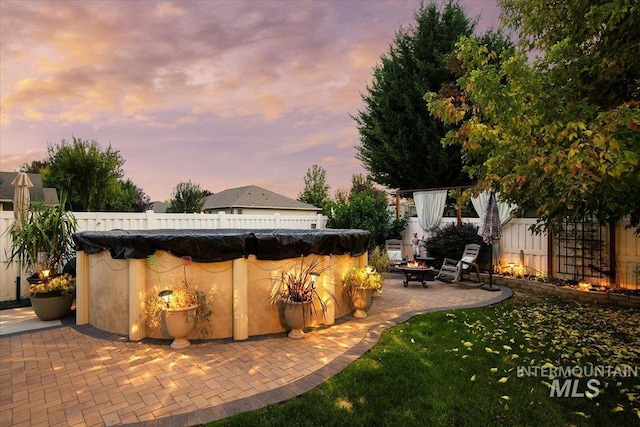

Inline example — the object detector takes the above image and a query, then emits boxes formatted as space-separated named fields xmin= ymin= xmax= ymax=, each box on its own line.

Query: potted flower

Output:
xmin=6 ymin=198 xmax=77 ymax=320
xmin=269 ymin=256 xmax=330 ymax=339
xmin=342 ymin=266 xmax=382 ymax=318
xmin=28 ymin=273 xmax=76 ymax=321
xmin=144 ymin=255 xmax=212 ymax=349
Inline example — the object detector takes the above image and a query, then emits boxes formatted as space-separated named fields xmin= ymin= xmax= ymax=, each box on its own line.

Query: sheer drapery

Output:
xmin=414 ymin=190 xmax=447 ymax=235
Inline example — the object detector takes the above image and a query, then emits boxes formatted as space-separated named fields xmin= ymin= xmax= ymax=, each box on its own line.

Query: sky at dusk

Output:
xmin=0 ymin=0 xmax=501 ymax=202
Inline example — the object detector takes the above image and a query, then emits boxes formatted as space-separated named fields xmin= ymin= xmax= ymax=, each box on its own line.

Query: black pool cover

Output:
xmin=73 ymin=229 xmax=371 ymax=263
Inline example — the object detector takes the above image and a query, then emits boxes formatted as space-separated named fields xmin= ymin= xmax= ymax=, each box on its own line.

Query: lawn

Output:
xmin=207 ymin=291 xmax=640 ymax=426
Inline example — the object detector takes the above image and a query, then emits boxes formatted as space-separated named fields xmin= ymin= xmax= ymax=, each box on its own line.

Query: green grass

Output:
xmin=207 ymin=292 xmax=640 ymax=426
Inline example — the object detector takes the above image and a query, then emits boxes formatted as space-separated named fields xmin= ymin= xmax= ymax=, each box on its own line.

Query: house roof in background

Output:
xmin=0 ymin=171 xmax=59 ymax=205
xmin=203 ymin=185 xmax=320 ymax=211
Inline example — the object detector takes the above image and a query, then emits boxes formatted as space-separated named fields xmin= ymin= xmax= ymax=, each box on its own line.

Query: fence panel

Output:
xmin=0 ymin=211 xmax=326 ymax=301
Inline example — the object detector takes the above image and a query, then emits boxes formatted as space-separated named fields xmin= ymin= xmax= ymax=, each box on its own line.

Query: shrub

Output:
xmin=426 ymin=223 xmax=490 ymax=271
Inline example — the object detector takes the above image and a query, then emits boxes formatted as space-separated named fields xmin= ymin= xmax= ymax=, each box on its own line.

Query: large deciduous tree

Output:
xmin=167 ymin=180 xmax=206 ymax=213
xmin=44 ymin=137 xmax=125 ymax=211
xmin=353 ymin=2 xmax=476 ymax=190
xmin=297 ymin=164 xmax=330 ymax=214
xmin=426 ymin=0 xmax=640 ymax=234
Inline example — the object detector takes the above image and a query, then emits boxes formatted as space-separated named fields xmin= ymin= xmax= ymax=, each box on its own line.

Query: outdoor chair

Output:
xmin=385 ymin=239 xmax=406 ymax=271
xmin=435 ymin=243 xmax=482 ymax=285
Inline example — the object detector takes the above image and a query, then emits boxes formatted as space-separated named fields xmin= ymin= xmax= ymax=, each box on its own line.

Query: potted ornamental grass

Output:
xmin=6 ymin=199 xmax=77 ymax=320
xmin=342 ymin=266 xmax=382 ymax=318
xmin=145 ymin=255 xmax=213 ymax=349
xmin=269 ymin=256 xmax=331 ymax=339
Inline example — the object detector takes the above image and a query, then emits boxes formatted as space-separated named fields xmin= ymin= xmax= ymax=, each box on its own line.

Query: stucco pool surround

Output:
xmin=72 ymin=229 xmax=370 ymax=341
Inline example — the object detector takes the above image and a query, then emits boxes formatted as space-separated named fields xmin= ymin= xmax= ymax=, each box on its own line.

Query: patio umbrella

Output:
xmin=11 ymin=172 xmax=33 ymax=302
xmin=12 ymin=172 xmax=33 ymax=225
xmin=478 ymin=190 xmax=501 ymax=292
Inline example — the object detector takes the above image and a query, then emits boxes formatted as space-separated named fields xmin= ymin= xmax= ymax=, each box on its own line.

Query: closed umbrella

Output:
xmin=11 ymin=172 xmax=33 ymax=302
xmin=478 ymin=190 xmax=501 ymax=291
xmin=12 ymin=172 xmax=33 ymax=225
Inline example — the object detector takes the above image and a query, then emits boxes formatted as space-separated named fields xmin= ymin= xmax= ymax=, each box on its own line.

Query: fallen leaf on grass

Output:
xmin=470 ymin=375 xmax=476 ymax=382
xmin=498 ymin=377 xmax=509 ymax=383
xmin=611 ymin=406 xmax=624 ymax=413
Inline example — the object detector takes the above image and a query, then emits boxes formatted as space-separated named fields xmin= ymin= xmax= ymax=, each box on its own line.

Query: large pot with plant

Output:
xmin=270 ymin=256 xmax=330 ymax=339
xmin=342 ymin=266 xmax=382 ymax=318
xmin=7 ymin=199 xmax=77 ymax=320
xmin=145 ymin=255 xmax=212 ymax=349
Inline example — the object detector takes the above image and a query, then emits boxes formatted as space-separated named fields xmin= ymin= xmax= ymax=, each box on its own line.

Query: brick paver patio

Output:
xmin=0 ymin=276 xmax=510 ymax=426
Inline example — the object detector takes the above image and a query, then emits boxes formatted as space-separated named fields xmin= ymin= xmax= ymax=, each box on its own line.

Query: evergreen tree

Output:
xmin=354 ymin=2 xmax=475 ymax=190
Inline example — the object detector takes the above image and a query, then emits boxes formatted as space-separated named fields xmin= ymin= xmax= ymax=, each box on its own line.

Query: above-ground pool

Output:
xmin=73 ymin=229 xmax=370 ymax=341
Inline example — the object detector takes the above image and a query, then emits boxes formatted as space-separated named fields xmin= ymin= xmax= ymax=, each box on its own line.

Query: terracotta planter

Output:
xmin=164 ymin=305 xmax=198 ymax=349
xmin=282 ymin=299 xmax=313 ymax=339
xmin=30 ymin=292 xmax=73 ymax=321
xmin=349 ymin=287 xmax=373 ymax=318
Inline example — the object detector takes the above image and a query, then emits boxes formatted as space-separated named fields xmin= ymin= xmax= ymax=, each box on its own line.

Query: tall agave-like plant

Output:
xmin=6 ymin=195 xmax=77 ymax=276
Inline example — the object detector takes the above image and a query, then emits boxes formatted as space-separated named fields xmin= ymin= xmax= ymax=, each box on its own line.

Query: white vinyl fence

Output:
xmin=402 ymin=217 xmax=638 ymax=289
xmin=0 ymin=211 xmax=327 ymax=301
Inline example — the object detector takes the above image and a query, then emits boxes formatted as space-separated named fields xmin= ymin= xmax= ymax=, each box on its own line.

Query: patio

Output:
xmin=0 ymin=275 xmax=510 ymax=427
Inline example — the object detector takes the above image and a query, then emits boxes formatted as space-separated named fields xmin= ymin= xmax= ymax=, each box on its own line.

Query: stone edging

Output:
xmin=481 ymin=274 xmax=640 ymax=309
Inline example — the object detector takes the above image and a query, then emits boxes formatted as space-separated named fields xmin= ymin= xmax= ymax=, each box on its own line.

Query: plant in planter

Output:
xmin=7 ymin=199 xmax=77 ymax=279
xmin=6 ymin=199 xmax=77 ymax=320
xmin=28 ymin=273 xmax=76 ymax=321
xmin=144 ymin=255 xmax=213 ymax=349
xmin=342 ymin=266 xmax=382 ymax=318
xmin=269 ymin=256 xmax=331 ymax=339
xmin=367 ymin=246 xmax=389 ymax=295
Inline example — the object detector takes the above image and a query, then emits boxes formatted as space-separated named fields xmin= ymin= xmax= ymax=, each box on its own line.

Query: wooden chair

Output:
xmin=435 ymin=244 xmax=482 ymax=284
xmin=385 ymin=239 xmax=405 ymax=271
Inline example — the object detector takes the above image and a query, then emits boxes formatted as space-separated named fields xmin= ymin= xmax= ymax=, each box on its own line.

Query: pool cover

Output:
xmin=73 ymin=229 xmax=371 ymax=262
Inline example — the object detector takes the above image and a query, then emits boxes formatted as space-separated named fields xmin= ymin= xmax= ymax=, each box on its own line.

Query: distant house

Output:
xmin=150 ymin=201 xmax=167 ymax=213
xmin=202 ymin=185 xmax=320 ymax=216
xmin=0 ymin=171 xmax=59 ymax=212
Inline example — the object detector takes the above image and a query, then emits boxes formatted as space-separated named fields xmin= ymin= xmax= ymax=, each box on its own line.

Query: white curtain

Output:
xmin=472 ymin=191 xmax=517 ymax=226
xmin=414 ymin=190 xmax=447 ymax=235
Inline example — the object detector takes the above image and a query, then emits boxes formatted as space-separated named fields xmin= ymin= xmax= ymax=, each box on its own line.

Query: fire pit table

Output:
xmin=397 ymin=264 xmax=436 ymax=288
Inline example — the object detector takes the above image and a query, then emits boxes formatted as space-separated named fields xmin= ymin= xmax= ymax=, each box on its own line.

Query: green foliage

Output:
xmin=297 ymin=164 xmax=331 ymax=214
xmin=499 ymin=0 xmax=639 ymax=108
xmin=326 ymin=174 xmax=391 ymax=248
xmin=353 ymin=2 xmax=477 ymax=190
xmin=342 ymin=266 xmax=383 ymax=291
xmin=6 ymin=198 xmax=77 ymax=275
xmin=426 ymin=0 xmax=640 ymax=234
xmin=44 ymin=136 xmax=125 ymax=211
xmin=145 ymin=255 xmax=213 ymax=337
xmin=208 ymin=292 xmax=640 ymax=426
xmin=28 ymin=273 xmax=75 ymax=296
xmin=167 ymin=180 xmax=205 ymax=213
xmin=106 ymin=179 xmax=152 ymax=212
xmin=425 ymin=222 xmax=488 ymax=269
xmin=368 ymin=246 xmax=389 ymax=274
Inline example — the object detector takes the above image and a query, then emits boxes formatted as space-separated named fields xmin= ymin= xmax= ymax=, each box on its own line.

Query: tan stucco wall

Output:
xmin=80 ymin=250 xmax=366 ymax=340
xmin=87 ymin=252 xmax=129 ymax=334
